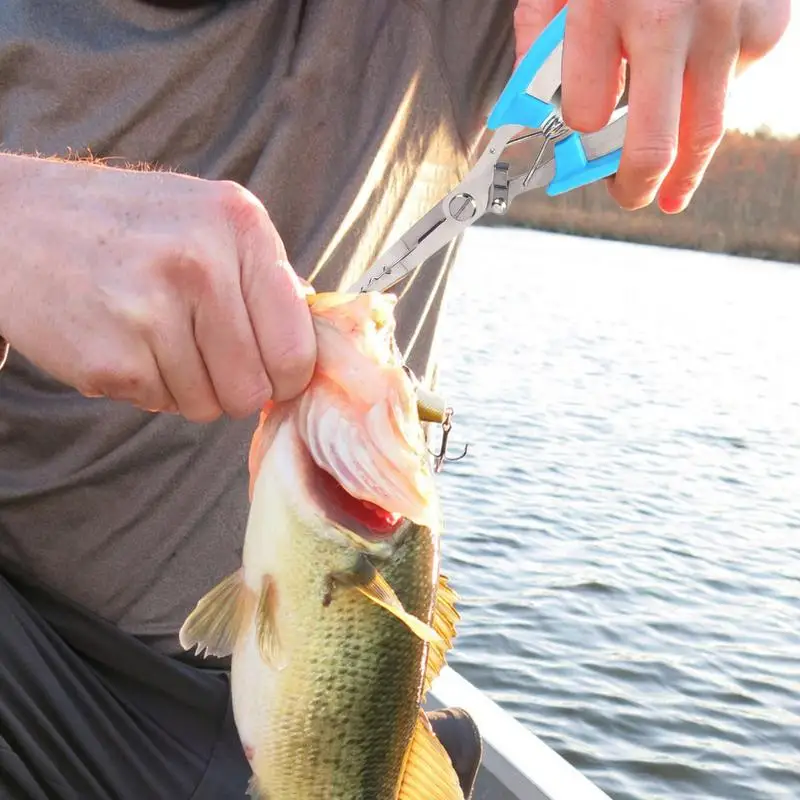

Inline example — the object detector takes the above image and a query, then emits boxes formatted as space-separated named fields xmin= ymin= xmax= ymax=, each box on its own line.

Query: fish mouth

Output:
xmin=308 ymin=458 xmax=405 ymax=542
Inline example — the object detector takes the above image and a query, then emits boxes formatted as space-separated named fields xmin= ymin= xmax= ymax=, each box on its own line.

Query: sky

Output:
xmin=725 ymin=2 xmax=799 ymax=136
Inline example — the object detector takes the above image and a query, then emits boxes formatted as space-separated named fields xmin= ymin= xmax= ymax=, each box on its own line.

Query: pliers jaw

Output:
xmin=350 ymin=4 xmax=631 ymax=472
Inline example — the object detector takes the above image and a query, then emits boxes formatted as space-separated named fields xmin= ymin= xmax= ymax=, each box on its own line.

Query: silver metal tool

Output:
xmin=348 ymin=5 xmax=629 ymax=471
xmin=349 ymin=6 xmax=628 ymax=296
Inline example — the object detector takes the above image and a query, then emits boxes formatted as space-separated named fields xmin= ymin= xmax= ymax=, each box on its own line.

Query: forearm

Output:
xmin=0 ymin=152 xmax=35 ymax=372
xmin=0 ymin=157 xmax=26 ymax=360
xmin=0 ymin=151 xmax=66 ymax=375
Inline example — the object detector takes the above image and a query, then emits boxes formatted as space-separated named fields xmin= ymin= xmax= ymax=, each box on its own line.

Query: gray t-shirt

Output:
xmin=0 ymin=0 xmax=514 ymax=656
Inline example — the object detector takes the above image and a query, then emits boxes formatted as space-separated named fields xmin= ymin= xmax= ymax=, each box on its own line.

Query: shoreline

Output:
xmin=477 ymin=130 xmax=800 ymax=266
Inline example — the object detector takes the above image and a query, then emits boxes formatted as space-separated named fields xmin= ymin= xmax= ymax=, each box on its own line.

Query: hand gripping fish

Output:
xmin=179 ymin=291 xmax=463 ymax=800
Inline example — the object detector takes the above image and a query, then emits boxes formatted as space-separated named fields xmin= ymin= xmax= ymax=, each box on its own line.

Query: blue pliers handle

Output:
xmin=489 ymin=6 xmax=623 ymax=196
xmin=351 ymin=4 xmax=628 ymax=295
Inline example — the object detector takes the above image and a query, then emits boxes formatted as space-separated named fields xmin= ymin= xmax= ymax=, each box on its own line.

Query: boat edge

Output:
xmin=425 ymin=666 xmax=613 ymax=800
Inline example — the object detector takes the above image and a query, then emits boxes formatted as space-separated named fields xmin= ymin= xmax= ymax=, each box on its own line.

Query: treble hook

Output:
xmin=429 ymin=407 xmax=469 ymax=474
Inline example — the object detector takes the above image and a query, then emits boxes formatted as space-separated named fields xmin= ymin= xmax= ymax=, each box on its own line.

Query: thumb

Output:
xmin=514 ymin=0 xmax=568 ymax=66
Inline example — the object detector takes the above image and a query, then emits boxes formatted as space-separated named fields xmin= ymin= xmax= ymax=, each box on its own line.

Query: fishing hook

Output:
xmin=429 ymin=407 xmax=469 ymax=474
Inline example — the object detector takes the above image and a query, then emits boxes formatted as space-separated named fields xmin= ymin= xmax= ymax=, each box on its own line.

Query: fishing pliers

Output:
xmin=349 ymin=6 xmax=629 ymax=471
xmin=351 ymin=5 xmax=627 ymax=297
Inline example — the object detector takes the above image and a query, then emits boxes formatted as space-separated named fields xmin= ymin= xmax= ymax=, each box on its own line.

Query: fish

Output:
xmin=179 ymin=291 xmax=463 ymax=800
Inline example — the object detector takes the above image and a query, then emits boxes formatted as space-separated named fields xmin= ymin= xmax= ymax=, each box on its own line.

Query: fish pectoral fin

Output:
xmin=256 ymin=575 xmax=283 ymax=667
xmin=423 ymin=573 xmax=461 ymax=700
xmin=246 ymin=774 xmax=262 ymax=799
xmin=330 ymin=558 xmax=441 ymax=644
xmin=355 ymin=574 xmax=441 ymax=644
xmin=397 ymin=709 xmax=464 ymax=800
xmin=178 ymin=568 xmax=249 ymax=658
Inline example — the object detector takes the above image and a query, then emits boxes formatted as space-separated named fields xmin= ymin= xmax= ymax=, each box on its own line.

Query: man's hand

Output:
xmin=0 ymin=153 xmax=316 ymax=422
xmin=514 ymin=0 xmax=791 ymax=213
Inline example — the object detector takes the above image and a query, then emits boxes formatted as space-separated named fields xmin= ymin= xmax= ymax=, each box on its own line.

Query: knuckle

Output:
xmin=662 ymin=168 xmax=700 ymax=197
xmin=111 ymin=286 xmax=171 ymax=337
xmin=111 ymin=293 xmax=153 ymax=332
xmin=689 ymin=119 xmax=725 ymax=157
xmin=644 ymin=0 xmax=696 ymax=28
xmin=216 ymin=180 xmax=285 ymax=269
xmin=217 ymin=180 xmax=269 ymax=239
xmin=268 ymin=337 xmax=317 ymax=401
xmin=131 ymin=231 xmax=216 ymax=302
xmin=224 ymin=379 xmax=272 ymax=419
xmin=512 ymin=2 xmax=540 ymax=28
xmin=626 ymin=140 xmax=678 ymax=177
xmin=107 ymin=372 xmax=148 ymax=402
xmin=581 ymin=0 xmax=610 ymax=17
xmin=741 ymin=0 xmax=792 ymax=59
xmin=78 ymin=358 xmax=148 ymax=402
xmin=156 ymin=248 xmax=215 ymax=298
xmin=182 ymin=403 xmax=224 ymax=424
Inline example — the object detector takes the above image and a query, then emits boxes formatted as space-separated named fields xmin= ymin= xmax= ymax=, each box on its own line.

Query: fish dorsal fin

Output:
xmin=178 ymin=569 xmax=248 ymax=658
xmin=423 ymin=573 xmax=460 ymax=699
xmin=352 ymin=567 xmax=442 ymax=645
xmin=396 ymin=709 xmax=464 ymax=800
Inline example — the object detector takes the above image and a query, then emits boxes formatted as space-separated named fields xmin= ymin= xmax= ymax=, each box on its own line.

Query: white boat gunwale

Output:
xmin=426 ymin=667 xmax=612 ymax=800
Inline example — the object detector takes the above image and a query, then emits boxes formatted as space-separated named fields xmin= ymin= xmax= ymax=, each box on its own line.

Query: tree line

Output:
xmin=480 ymin=130 xmax=799 ymax=264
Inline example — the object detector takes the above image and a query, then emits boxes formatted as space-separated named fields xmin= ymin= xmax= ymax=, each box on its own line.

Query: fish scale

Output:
xmin=245 ymin=521 xmax=438 ymax=799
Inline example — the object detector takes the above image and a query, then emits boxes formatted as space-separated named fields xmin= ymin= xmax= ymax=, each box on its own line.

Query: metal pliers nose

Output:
xmin=351 ymin=5 xmax=628 ymax=297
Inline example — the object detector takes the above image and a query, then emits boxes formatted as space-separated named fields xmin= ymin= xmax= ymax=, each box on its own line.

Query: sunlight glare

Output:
xmin=725 ymin=0 xmax=799 ymax=136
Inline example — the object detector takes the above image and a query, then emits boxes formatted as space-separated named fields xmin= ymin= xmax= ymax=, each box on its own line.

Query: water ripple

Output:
xmin=434 ymin=228 xmax=800 ymax=800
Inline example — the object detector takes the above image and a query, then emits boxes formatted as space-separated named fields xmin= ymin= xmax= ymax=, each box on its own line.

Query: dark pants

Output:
xmin=0 ymin=569 xmax=250 ymax=800
xmin=0 ymin=570 xmax=482 ymax=800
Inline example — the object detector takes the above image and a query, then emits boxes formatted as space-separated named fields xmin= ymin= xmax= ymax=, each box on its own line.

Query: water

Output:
xmin=433 ymin=227 xmax=800 ymax=800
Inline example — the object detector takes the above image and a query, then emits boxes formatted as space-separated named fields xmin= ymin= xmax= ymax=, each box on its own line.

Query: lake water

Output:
xmin=433 ymin=227 xmax=800 ymax=800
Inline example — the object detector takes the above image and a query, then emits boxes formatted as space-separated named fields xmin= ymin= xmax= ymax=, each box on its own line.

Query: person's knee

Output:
xmin=429 ymin=707 xmax=483 ymax=799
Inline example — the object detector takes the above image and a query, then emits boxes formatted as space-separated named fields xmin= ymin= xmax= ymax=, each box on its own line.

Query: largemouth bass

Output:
xmin=179 ymin=291 xmax=463 ymax=800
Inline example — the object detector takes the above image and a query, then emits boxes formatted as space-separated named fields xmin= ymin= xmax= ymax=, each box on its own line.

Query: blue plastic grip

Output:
xmin=487 ymin=5 xmax=623 ymax=197
xmin=549 ymin=137 xmax=622 ymax=196
xmin=487 ymin=7 xmax=568 ymax=132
